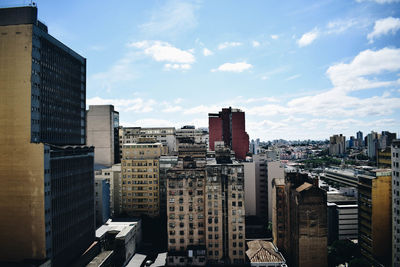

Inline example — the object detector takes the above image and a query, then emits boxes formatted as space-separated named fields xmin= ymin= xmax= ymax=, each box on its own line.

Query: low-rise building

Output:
xmin=246 ymin=240 xmax=286 ymax=267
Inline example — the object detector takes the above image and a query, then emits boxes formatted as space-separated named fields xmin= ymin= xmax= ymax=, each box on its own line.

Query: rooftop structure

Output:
xmin=246 ymin=240 xmax=286 ymax=267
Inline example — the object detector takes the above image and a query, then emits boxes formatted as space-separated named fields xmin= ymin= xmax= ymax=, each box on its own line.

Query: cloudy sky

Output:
xmin=14 ymin=0 xmax=400 ymax=140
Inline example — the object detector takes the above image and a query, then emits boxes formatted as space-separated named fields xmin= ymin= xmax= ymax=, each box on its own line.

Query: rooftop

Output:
xmin=246 ymin=240 xmax=285 ymax=263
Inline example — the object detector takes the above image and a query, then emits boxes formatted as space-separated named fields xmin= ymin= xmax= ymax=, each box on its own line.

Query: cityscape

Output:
xmin=0 ymin=1 xmax=400 ymax=267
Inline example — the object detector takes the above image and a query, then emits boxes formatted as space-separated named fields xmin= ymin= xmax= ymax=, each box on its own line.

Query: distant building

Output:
xmin=121 ymin=141 xmax=163 ymax=217
xmin=86 ymin=105 xmax=120 ymax=166
xmin=0 ymin=6 xmax=94 ymax=266
xmin=329 ymin=134 xmax=346 ymax=156
xmin=95 ymin=178 xmax=111 ymax=227
xmin=392 ymin=140 xmax=400 ymax=267
xmin=95 ymin=164 xmax=122 ymax=217
xmin=326 ymin=193 xmax=358 ymax=244
xmin=356 ymin=131 xmax=364 ymax=147
xmin=358 ymin=169 xmax=392 ymax=266
xmin=250 ymin=139 xmax=261 ymax=155
xmin=208 ymin=107 xmax=249 ymax=160
xmin=367 ymin=131 xmax=379 ymax=160
xmin=246 ymin=240 xmax=286 ymax=267
xmin=120 ymin=127 xmax=176 ymax=158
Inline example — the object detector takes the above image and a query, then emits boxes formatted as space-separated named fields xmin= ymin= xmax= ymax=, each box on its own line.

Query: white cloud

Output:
xmin=164 ymin=63 xmax=191 ymax=70
xmin=211 ymin=62 xmax=253 ymax=73
xmin=252 ymin=41 xmax=260 ymax=47
xmin=217 ymin=42 xmax=242 ymax=50
xmin=297 ymin=29 xmax=319 ymax=47
xmin=326 ymin=19 xmax=359 ymax=34
xmin=326 ymin=47 xmax=400 ymax=91
xmin=270 ymin=35 xmax=279 ymax=40
xmin=129 ymin=40 xmax=195 ymax=64
xmin=87 ymin=96 xmax=157 ymax=113
xmin=367 ymin=17 xmax=400 ymax=42
xmin=203 ymin=48 xmax=213 ymax=56
xmin=139 ymin=0 xmax=199 ymax=36
xmin=286 ymin=74 xmax=301 ymax=81
xmin=162 ymin=106 xmax=183 ymax=113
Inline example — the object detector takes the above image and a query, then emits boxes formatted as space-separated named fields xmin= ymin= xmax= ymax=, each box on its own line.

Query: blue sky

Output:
xmin=7 ymin=0 xmax=400 ymax=140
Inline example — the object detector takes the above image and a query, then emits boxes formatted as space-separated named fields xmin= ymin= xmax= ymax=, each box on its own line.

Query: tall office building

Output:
xmin=0 ymin=6 xmax=94 ymax=266
xmin=87 ymin=105 xmax=120 ymax=166
xmin=367 ymin=131 xmax=379 ymax=160
xmin=356 ymin=131 xmax=363 ymax=147
xmin=358 ymin=169 xmax=392 ymax=266
xmin=121 ymin=140 xmax=163 ymax=217
xmin=208 ymin=107 xmax=249 ymax=160
xmin=392 ymin=140 xmax=400 ymax=267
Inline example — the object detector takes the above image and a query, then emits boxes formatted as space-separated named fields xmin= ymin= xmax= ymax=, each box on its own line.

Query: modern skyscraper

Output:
xmin=0 ymin=6 xmax=94 ymax=266
xmin=86 ymin=105 xmax=120 ymax=166
xmin=357 ymin=131 xmax=363 ymax=147
xmin=392 ymin=140 xmax=400 ymax=267
xmin=208 ymin=107 xmax=249 ymax=160
xmin=358 ymin=169 xmax=392 ymax=266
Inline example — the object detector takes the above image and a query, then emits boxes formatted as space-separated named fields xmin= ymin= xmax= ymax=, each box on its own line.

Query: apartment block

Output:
xmin=392 ymin=140 xmax=400 ymax=267
xmin=272 ymin=178 xmax=285 ymax=251
xmin=358 ymin=169 xmax=392 ymax=266
xmin=329 ymin=134 xmax=346 ymax=156
xmin=205 ymin=147 xmax=246 ymax=265
xmin=176 ymin=125 xmax=209 ymax=148
xmin=120 ymin=127 xmax=176 ymax=158
xmin=0 ymin=6 xmax=94 ymax=266
xmin=267 ymin=161 xmax=285 ymax=222
xmin=121 ymin=141 xmax=163 ymax=217
xmin=86 ymin=105 xmax=120 ymax=166
xmin=166 ymin=141 xmax=207 ymax=266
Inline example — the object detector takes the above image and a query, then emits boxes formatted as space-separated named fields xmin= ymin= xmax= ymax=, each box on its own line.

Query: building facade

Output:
xmin=358 ymin=170 xmax=392 ymax=266
xmin=121 ymin=141 xmax=162 ymax=217
xmin=120 ymin=127 xmax=176 ymax=158
xmin=0 ymin=6 xmax=94 ymax=266
xmin=208 ymin=107 xmax=249 ymax=160
xmin=86 ymin=105 xmax=120 ymax=166
xmin=95 ymin=177 xmax=111 ymax=226
xmin=329 ymin=134 xmax=346 ymax=156
xmin=392 ymin=140 xmax=400 ymax=267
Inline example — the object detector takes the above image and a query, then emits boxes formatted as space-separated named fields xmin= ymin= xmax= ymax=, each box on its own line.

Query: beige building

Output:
xmin=120 ymin=127 xmax=176 ymax=158
xmin=121 ymin=141 xmax=163 ymax=217
xmin=95 ymin=163 xmax=122 ymax=216
xmin=267 ymin=161 xmax=285 ymax=222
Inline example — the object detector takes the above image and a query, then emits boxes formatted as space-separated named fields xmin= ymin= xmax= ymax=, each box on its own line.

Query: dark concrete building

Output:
xmin=272 ymin=172 xmax=327 ymax=267
xmin=208 ymin=107 xmax=249 ymax=160
xmin=0 ymin=6 xmax=94 ymax=266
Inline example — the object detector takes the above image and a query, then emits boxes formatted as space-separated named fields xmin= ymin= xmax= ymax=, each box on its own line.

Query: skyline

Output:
xmin=5 ymin=0 xmax=400 ymax=140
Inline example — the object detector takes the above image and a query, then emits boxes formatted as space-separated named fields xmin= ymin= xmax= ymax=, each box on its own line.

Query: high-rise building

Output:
xmin=166 ymin=141 xmax=207 ymax=266
xmin=267 ymin=161 xmax=285 ymax=222
xmin=273 ymin=172 xmax=327 ymax=267
xmin=271 ymin=178 xmax=285 ymax=250
xmin=121 ymin=140 xmax=163 ymax=217
xmin=357 ymin=131 xmax=364 ymax=147
xmin=358 ymin=169 xmax=392 ymax=266
xmin=208 ymin=107 xmax=249 ymax=160
xmin=86 ymin=105 xmax=120 ymax=166
xmin=205 ymin=147 xmax=246 ymax=265
xmin=392 ymin=140 xmax=400 ymax=267
xmin=329 ymin=134 xmax=346 ymax=156
xmin=367 ymin=131 xmax=379 ymax=160
xmin=0 ymin=6 xmax=94 ymax=266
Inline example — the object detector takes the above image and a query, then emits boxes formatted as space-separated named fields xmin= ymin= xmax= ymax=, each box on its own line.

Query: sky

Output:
xmin=5 ymin=0 xmax=400 ymax=141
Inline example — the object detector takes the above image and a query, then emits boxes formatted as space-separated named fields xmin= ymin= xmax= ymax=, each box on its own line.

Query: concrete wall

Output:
xmin=0 ymin=24 xmax=47 ymax=261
